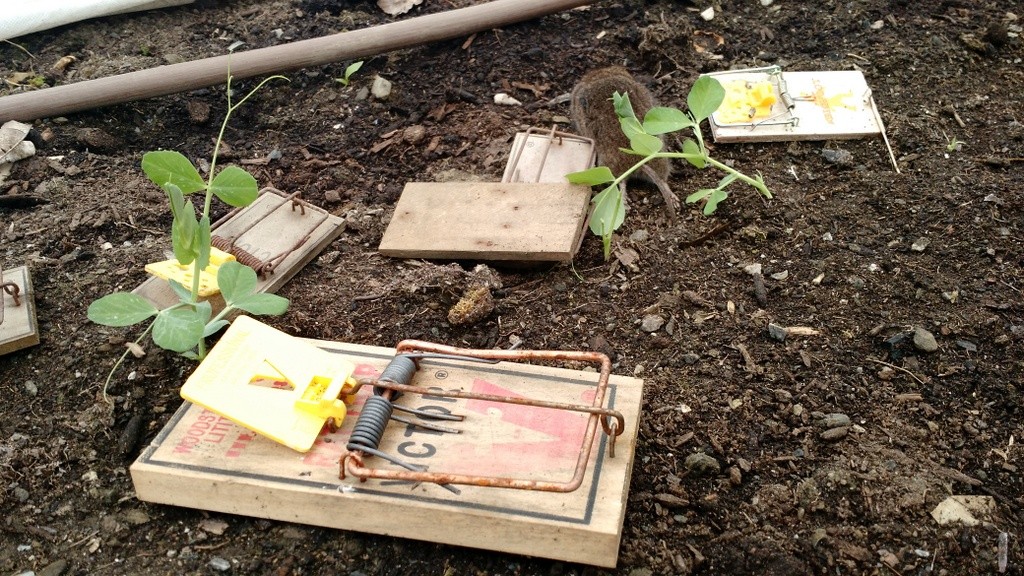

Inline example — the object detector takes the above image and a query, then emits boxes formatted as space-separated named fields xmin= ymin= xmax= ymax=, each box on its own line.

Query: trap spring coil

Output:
xmin=211 ymin=236 xmax=274 ymax=276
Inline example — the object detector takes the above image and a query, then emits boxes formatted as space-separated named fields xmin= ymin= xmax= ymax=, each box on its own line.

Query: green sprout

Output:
xmin=88 ymin=70 xmax=290 ymax=396
xmin=334 ymin=61 xmax=364 ymax=87
xmin=567 ymin=75 xmax=772 ymax=259
xmin=945 ymin=135 xmax=964 ymax=153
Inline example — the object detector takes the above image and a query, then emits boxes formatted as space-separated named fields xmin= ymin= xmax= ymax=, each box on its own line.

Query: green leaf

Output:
xmin=704 ymin=188 xmax=729 ymax=215
xmin=628 ymin=131 xmax=663 ymax=156
xmin=717 ymin=172 xmax=740 ymax=189
xmin=682 ymin=138 xmax=706 ymax=168
xmin=685 ymin=189 xmax=714 ymax=205
xmin=152 ymin=307 xmax=206 ymax=353
xmin=196 ymin=216 xmax=212 ymax=272
xmin=588 ymin=185 xmax=626 ymax=237
xmin=754 ymin=173 xmax=772 ymax=198
xmin=231 ymin=293 xmax=290 ymax=316
xmin=612 ymin=91 xmax=637 ymax=121
xmin=688 ymin=76 xmax=726 ymax=123
xmin=218 ymin=261 xmax=258 ymax=304
xmin=210 ymin=166 xmax=258 ymax=208
xmin=142 ymin=150 xmax=205 ymax=194
xmin=171 ymin=196 xmax=199 ymax=265
xmin=195 ymin=300 xmax=213 ymax=324
xmin=167 ymin=279 xmax=192 ymax=302
xmin=619 ymin=116 xmax=646 ymax=141
xmin=203 ymin=319 xmax=231 ymax=338
xmin=566 ymin=166 xmax=615 ymax=186
xmin=345 ymin=61 xmax=363 ymax=81
xmin=87 ymin=293 xmax=158 ymax=327
xmin=643 ymin=107 xmax=693 ymax=135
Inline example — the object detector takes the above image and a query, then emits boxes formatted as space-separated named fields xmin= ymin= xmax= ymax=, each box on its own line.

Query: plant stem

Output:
xmin=102 ymin=322 xmax=154 ymax=404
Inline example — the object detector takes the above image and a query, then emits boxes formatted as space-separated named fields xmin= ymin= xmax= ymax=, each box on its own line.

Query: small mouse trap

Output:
xmin=379 ymin=126 xmax=594 ymax=262
xmin=134 ymin=187 xmax=344 ymax=310
xmin=704 ymin=66 xmax=898 ymax=170
xmin=132 ymin=322 xmax=643 ymax=566
xmin=1 ymin=264 xmax=39 ymax=356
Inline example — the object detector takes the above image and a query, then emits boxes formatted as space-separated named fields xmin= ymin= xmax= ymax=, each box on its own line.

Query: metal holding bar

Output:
xmin=339 ymin=341 xmax=626 ymax=494
xmin=0 ymin=265 xmax=22 ymax=325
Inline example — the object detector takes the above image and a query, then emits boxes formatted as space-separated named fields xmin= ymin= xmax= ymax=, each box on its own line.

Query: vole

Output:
xmin=570 ymin=66 xmax=679 ymax=220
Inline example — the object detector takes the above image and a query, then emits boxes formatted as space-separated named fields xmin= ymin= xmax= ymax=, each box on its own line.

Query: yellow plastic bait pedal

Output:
xmin=144 ymin=247 xmax=237 ymax=297
xmin=180 ymin=315 xmax=359 ymax=452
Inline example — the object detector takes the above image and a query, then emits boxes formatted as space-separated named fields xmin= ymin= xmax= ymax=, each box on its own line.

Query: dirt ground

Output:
xmin=1 ymin=0 xmax=1023 ymax=574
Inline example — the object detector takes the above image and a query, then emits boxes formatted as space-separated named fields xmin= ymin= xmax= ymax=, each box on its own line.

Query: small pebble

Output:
xmin=770 ymin=270 xmax=789 ymax=281
xmin=23 ymin=380 xmax=37 ymax=396
xmin=820 ymin=426 xmax=849 ymax=441
xmin=208 ymin=557 xmax=231 ymax=572
xmin=848 ymin=275 xmax=866 ymax=289
xmin=493 ymin=93 xmax=522 ymax=106
xmin=370 ymin=75 xmax=392 ymax=100
xmin=913 ymin=327 xmax=939 ymax=352
xmin=822 ymin=148 xmax=854 ymax=166
xmin=641 ymin=314 xmax=664 ymax=333
xmin=682 ymin=352 xmax=700 ymax=365
xmin=684 ymin=452 xmax=721 ymax=477
xmin=956 ymin=339 xmax=977 ymax=353
xmin=911 ymin=237 xmax=930 ymax=252
xmin=743 ymin=263 xmax=762 ymax=275
xmin=700 ymin=6 xmax=715 ymax=21
xmin=815 ymin=413 xmax=851 ymax=428
xmin=768 ymin=323 xmax=788 ymax=342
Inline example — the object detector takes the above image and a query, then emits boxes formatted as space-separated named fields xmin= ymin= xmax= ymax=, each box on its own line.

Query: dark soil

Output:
xmin=2 ymin=0 xmax=1023 ymax=574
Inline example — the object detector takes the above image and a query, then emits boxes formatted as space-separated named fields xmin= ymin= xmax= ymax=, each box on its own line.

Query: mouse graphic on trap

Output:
xmin=132 ymin=315 xmax=644 ymax=566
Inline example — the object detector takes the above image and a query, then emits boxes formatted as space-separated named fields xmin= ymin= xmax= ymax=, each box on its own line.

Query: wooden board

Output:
xmin=0 ymin=265 xmax=39 ymax=355
xmin=133 ymin=191 xmax=343 ymax=310
xmin=378 ymin=182 xmax=591 ymax=262
xmin=130 ymin=339 xmax=643 ymax=567
xmin=707 ymin=70 xmax=883 ymax=142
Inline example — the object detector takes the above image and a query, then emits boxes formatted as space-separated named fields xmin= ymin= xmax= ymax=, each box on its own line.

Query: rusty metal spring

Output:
xmin=210 ymin=235 xmax=273 ymax=276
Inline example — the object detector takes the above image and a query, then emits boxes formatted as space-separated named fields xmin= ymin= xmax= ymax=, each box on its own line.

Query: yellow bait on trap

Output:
xmin=716 ymin=80 xmax=779 ymax=125
xmin=180 ymin=315 xmax=359 ymax=452
xmin=145 ymin=247 xmax=236 ymax=297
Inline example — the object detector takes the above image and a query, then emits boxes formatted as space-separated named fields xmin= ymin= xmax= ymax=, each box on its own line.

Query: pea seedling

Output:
xmin=567 ymin=75 xmax=772 ymax=259
xmin=88 ymin=70 xmax=289 ymax=396
xmin=335 ymin=60 xmax=364 ymax=87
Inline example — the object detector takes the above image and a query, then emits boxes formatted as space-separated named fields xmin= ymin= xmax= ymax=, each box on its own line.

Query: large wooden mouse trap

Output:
xmin=704 ymin=66 xmax=898 ymax=171
xmin=131 ymin=316 xmax=643 ymax=566
xmin=134 ymin=187 xmax=343 ymax=309
xmin=378 ymin=126 xmax=596 ymax=262
xmin=0 ymin=264 xmax=39 ymax=355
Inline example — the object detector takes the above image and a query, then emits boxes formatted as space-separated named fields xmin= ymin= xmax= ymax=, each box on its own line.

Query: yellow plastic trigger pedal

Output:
xmin=144 ymin=247 xmax=237 ymax=297
xmin=180 ymin=315 xmax=359 ymax=452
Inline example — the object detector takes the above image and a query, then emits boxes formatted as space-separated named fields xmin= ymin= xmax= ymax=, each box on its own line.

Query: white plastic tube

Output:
xmin=0 ymin=0 xmax=194 ymax=42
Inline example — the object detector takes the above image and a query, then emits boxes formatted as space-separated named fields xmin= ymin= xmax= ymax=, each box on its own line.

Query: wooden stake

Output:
xmin=0 ymin=0 xmax=592 ymax=122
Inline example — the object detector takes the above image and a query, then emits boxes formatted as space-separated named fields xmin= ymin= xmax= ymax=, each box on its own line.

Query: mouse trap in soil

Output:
xmin=379 ymin=127 xmax=595 ymax=263
xmin=134 ymin=188 xmax=343 ymax=310
xmin=0 ymin=264 xmax=39 ymax=355
xmin=131 ymin=317 xmax=643 ymax=567
xmin=705 ymin=67 xmax=885 ymax=142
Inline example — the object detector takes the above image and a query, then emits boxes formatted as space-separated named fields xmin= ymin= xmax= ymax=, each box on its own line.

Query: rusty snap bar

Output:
xmin=209 ymin=187 xmax=329 ymax=276
xmin=0 ymin=265 xmax=22 ymax=325
xmin=339 ymin=340 xmax=625 ymax=494
xmin=502 ymin=125 xmax=597 ymax=184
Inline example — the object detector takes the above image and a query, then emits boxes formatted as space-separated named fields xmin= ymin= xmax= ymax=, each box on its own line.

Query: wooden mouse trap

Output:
xmin=704 ymin=66 xmax=899 ymax=171
xmin=379 ymin=127 xmax=595 ymax=262
xmin=0 ymin=264 xmax=39 ymax=355
xmin=131 ymin=316 xmax=643 ymax=567
xmin=133 ymin=188 xmax=344 ymax=310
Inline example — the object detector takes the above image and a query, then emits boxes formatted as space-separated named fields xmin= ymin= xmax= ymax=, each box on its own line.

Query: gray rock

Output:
xmin=848 ymin=275 xmax=866 ymax=289
xmin=681 ymin=352 xmax=700 ymax=365
xmin=640 ymin=314 xmax=665 ymax=333
xmin=768 ymin=323 xmax=788 ymax=342
xmin=14 ymin=486 xmax=29 ymax=501
xmin=37 ymin=560 xmax=68 ymax=576
xmin=913 ymin=327 xmax=939 ymax=352
xmin=956 ymin=339 xmax=978 ymax=353
xmin=820 ymin=426 xmax=849 ymax=441
xmin=23 ymin=380 xmax=37 ymax=396
xmin=684 ymin=452 xmax=721 ymax=477
xmin=911 ymin=237 xmax=930 ymax=252
xmin=815 ymin=413 xmax=851 ymax=428
xmin=371 ymin=75 xmax=392 ymax=100
xmin=209 ymin=557 xmax=231 ymax=572
xmin=822 ymin=148 xmax=854 ymax=166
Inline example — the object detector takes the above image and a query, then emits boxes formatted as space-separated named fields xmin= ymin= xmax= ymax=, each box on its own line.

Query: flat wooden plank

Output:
xmin=130 ymin=338 xmax=643 ymax=567
xmin=379 ymin=182 xmax=591 ymax=262
xmin=708 ymin=70 xmax=882 ymax=142
xmin=0 ymin=265 xmax=39 ymax=355
xmin=133 ymin=192 xmax=344 ymax=310
xmin=502 ymin=131 xmax=595 ymax=183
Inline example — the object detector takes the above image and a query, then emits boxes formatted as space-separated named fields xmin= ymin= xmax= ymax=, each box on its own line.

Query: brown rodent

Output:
xmin=570 ymin=66 xmax=679 ymax=219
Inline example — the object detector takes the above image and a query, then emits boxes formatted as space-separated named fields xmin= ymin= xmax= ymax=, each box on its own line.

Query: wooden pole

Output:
xmin=0 ymin=0 xmax=593 ymax=122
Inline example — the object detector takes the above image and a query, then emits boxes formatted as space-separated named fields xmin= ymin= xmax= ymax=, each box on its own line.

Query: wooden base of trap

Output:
xmin=0 ymin=265 xmax=39 ymax=355
xmin=133 ymin=190 xmax=343 ymax=310
xmin=130 ymin=339 xmax=643 ymax=567
xmin=378 ymin=182 xmax=591 ymax=262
